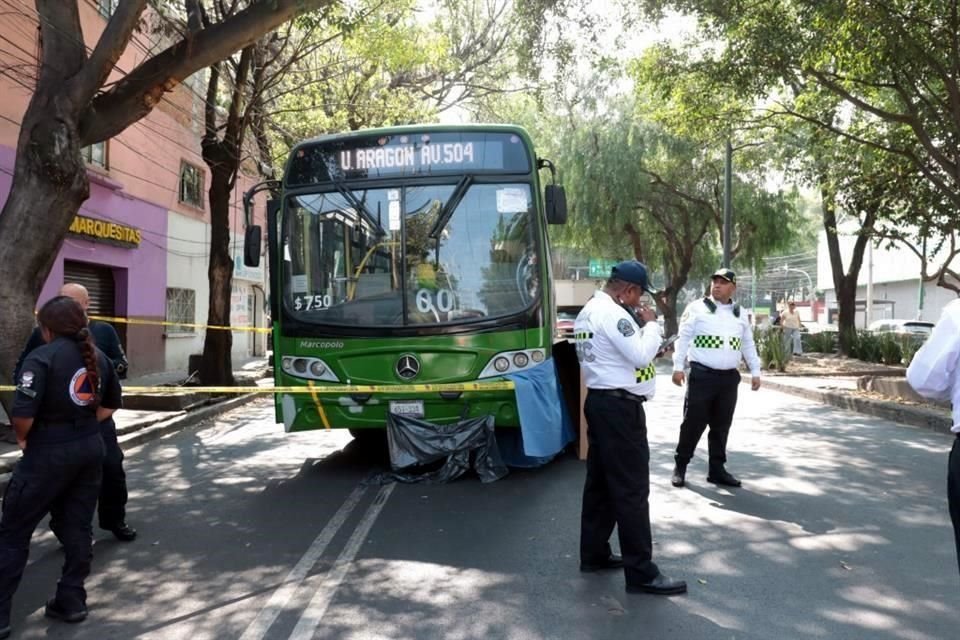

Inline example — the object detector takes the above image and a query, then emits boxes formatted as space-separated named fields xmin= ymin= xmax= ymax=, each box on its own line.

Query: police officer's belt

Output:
xmin=589 ymin=388 xmax=647 ymax=403
xmin=690 ymin=361 xmax=737 ymax=374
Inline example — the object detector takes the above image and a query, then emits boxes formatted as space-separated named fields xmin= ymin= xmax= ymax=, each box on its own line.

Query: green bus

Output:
xmin=243 ymin=124 xmax=567 ymax=436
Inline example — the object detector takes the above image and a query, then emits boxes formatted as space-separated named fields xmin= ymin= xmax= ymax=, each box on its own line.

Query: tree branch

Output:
xmin=35 ymin=1 xmax=86 ymax=88
xmin=71 ymin=1 xmax=148 ymax=105
xmin=80 ymin=0 xmax=334 ymax=145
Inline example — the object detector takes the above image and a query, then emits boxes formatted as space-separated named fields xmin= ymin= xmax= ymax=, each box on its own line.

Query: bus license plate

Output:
xmin=389 ymin=400 xmax=424 ymax=418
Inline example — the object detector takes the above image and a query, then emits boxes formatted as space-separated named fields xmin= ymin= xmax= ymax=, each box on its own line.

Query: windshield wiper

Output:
xmin=331 ymin=179 xmax=386 ymax=237
xmin=429 ymin=175 xmax=473 ymax=239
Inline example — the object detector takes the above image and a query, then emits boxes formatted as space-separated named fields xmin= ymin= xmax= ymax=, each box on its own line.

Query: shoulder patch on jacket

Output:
xmin=617 ymin=318 xmax=635 ymax=337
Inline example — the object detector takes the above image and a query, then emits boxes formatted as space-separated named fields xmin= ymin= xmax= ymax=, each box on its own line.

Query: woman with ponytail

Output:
xmin=0 ymin=295 xmax=122 ymax=637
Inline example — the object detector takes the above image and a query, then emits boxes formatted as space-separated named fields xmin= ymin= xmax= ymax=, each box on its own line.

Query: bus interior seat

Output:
xmin=354 ymin=273 xmax=392 ymax=299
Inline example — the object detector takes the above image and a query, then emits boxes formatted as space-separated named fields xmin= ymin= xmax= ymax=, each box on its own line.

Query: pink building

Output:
xmin=0 ymin=3 xmax=267 ymax=376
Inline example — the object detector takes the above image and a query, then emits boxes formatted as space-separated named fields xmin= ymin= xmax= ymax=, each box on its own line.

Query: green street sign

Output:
xmin=588 ymin=259 xmax=617 ymax=278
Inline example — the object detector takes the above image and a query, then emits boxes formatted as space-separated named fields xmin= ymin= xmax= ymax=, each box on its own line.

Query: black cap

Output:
xmin=711 ymin=268 xmax=736 ymax=284
xmin=611 ymin=260 xmax=658 ymax=295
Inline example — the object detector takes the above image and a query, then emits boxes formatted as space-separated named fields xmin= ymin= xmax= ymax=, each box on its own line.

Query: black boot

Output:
xmin=707 ymin=466 xmax=741 ymax=487
xmin=671 ymin=463 xmax=687 ymax=487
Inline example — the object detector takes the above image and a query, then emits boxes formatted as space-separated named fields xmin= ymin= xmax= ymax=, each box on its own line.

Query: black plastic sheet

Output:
xmin=374 ymin=413 xmax=508 ymax=484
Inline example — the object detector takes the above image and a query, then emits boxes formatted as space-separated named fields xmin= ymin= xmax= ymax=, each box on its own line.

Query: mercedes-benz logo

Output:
xmin=396 ymin=354 xmax=420 ymax=380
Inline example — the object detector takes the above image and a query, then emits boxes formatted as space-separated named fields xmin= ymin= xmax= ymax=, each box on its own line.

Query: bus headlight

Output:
xmin=479 ymin=349 xmax=547 ymax=378
xmin=282 ymin=356 xmax=340 ymax=382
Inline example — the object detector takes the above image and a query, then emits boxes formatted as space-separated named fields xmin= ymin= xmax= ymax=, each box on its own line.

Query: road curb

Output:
xmin=747 ymin=375 xmax=953 ymax=435
xmin=118 ymin=392 xmax=261 ymax=450
xmin=0 ymin=392 xmax=262 ymax=482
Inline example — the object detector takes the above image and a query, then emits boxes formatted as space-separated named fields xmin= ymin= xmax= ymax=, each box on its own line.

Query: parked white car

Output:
xmin=867 ymin=319 xmax=935 ymax=336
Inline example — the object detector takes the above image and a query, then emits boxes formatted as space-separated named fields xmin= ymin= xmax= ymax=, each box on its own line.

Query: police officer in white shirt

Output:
xmin=670 ymin=268 xmax=762 ymax=488
xmin=575 ymin=260 xmax=686 ymax=596
xmin=906 ymin=299 xmax=960 ymax=576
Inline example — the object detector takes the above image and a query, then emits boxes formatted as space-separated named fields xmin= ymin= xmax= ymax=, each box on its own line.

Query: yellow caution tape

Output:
xmin=86 ymin=314 xmax=271 ymax=334
xmin=0 ymin=381 xmax=515 ymax=394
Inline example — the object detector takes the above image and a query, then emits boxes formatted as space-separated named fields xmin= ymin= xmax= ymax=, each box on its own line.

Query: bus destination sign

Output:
xmin=339 ymin=141 xmax=475 ymax=172
xmin=286 ymin=131 xmax=532 ymax=185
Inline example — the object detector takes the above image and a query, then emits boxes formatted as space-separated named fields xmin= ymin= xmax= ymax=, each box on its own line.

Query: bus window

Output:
xmin=281 ymin=182 xmax=537 ymax=327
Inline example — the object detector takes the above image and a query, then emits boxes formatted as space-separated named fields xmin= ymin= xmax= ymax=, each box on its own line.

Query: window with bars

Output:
xmin=165 ymin=288 xmax=196 ymax=334
xmin=179 ymin=162 xmax=204 ymax=208
xmin=81 ymin=141 xmax=107 ymax=169
xmin=97 ymin=0 xmax=118 ymax=18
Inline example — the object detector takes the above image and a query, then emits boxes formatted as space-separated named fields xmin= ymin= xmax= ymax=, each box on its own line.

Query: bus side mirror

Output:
xmin=244 ymin=225 xmax=262 ymax=267
xmin=545 ymin=184 xmax=567 ymax=225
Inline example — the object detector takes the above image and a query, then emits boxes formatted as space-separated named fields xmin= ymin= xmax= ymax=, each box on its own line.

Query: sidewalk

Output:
xmin=0 ymin=357 xmax=273 ymax=476
xmin=746 ymin=373 xmax=954 ymax=433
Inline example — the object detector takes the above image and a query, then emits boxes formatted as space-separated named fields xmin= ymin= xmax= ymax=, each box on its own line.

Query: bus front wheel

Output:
xmin=348 ymin=428 xmax=387 ymax=447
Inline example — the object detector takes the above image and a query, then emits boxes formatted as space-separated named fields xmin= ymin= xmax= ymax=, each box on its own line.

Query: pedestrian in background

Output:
xmin=906 ymin=299 xmax=960 ymax=576
xmin=14 ymin=283 xmax=136 ymax=542
xmin=671 ymin=268 xmax=762 ymax=489
xmin=780 ymin=301 xmax=804 ymax=356
xmin=0 ymin=296 xmax=122 ymax=637
xmin=575 ymin=260 xmax=687 ymax=596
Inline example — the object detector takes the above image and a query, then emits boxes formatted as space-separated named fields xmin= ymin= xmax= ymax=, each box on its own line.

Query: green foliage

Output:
xmin=877 ymin=332 xmax=903 ymax=366
xmin=845 ymin=329 xmax=880 ymax=363
xmin=755 ymin=327 xmax=792 ymax=372
xmin=803 ymin=331 xmax=836 ymax=354
xmin=899 ymin=334 xmax=920 ymax=368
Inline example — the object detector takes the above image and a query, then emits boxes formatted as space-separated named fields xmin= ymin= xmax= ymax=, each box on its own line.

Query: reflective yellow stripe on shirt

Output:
xmin=693 ymin=335 xmax=724 ymax=349
xmin=635 ymin=363 xmax=656 ymax=382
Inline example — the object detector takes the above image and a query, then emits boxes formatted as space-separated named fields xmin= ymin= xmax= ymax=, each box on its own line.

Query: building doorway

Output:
xmin=63 ymin=260 xmax=125 ymax=350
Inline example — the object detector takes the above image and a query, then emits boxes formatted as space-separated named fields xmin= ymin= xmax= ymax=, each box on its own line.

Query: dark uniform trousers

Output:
xmin=0 ymin=432 xmax=104 ymax=613
xmin=97 ymin=417 xmax=128 ymax=528
xmin=48 ymin=418 xmax=127 ymax=536
xmin=949 ymin=435 xmax=960 ymax=576
xmin=580 ymin=392 xmax=659 ymax=585
xmin=675 ymin=363 xmax=740 ymax=469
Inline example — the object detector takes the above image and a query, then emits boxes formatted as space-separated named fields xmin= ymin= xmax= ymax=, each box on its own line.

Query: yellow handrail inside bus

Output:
xmin=347 ymin=241 xmax=399 ymax=300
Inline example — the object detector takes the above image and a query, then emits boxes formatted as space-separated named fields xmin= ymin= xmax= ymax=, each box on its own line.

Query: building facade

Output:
xmin=0 ymin=3 xmax=268 ymax=377
xmin=816 ymin=228 xmax=959 ymax=328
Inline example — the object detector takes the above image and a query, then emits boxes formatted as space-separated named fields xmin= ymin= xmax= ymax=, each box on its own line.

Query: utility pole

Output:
xmin=917 ymin=235 xmax=927 ymax=320
xmin=722 ymin=140 xmax=733 ymax=268
xmin=865 ymin=239 xmax=874 ymax=328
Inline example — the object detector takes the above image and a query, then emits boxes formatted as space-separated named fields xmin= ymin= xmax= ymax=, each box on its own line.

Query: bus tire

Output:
xmin=348 ymin=428 xmax=387 ymax=447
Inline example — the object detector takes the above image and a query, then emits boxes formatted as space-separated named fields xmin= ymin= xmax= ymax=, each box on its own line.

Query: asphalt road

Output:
xmin=8 ymin=378 xmax=959 ymax=639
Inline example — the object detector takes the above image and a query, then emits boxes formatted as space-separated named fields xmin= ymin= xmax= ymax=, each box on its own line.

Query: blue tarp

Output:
xmin=501 ymin=359 xmax=575 ymax=467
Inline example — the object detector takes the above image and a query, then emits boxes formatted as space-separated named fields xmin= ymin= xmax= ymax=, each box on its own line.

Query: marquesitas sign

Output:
xmin=68 ymin=215 xmax=141 ymax=248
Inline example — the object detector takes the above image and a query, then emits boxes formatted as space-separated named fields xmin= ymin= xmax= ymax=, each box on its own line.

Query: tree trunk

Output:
xmin=199 ymin=163 xmax=236 ymax=386
xmin=658 ymin=289 xmax=680 ymax=337
xmin=821 ymin=187 xmax=873 ymax=356
xmin=835 ymin=277 xmax=858 ymax=354
xmin=0 ymin=91 xmax=88 ymax=412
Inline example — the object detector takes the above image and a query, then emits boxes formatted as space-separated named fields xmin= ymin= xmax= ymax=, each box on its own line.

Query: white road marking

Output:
xmin=288 ymin=484 xmax=396 ymax=640
xmin=238 ymin=485 xmax=369 ymax=640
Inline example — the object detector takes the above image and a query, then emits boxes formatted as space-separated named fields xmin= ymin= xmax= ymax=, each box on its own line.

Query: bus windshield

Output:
xmin=281 ymin=182 xmax=539 ymax=327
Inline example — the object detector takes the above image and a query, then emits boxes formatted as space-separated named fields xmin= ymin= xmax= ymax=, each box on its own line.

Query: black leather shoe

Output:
xmin=0 ymin=623 xmax=9 ymax=639
xmin=104 ymin=523 xmax=137 ymax=541
xmin=671 ymin=464 xmax=686 ymax=487
xmin=580 ymin=554 xmax=624 ymax=572
xmin=707 ymin=468 xmax=741 ymax=487
xmin=44 ymin=598 xmax=88 ymax=623
xmin=626 ymin=573 xmax=688 ymax=595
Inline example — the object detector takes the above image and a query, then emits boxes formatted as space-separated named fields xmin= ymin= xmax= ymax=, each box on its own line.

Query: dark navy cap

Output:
xmin=610 ymin=260 xmax=658 ymax=294
xmin=712 ymin=268 xmax=736 ymax=284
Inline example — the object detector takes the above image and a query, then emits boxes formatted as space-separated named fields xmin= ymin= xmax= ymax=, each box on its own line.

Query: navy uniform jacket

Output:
xmin=14 ymin=320 xmax=128 ymax=381
xmin=11 ymin=337 xmax=123 ymax=446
